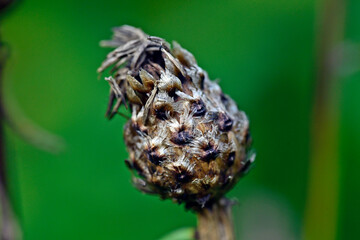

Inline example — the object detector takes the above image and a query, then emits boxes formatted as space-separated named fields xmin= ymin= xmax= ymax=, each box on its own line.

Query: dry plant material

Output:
xmin=98 ymin=25 xmax=254 ymax=239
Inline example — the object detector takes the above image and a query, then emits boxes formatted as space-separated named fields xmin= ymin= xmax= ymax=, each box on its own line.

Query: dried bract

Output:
xmin=98 ymin=25 xmax=254 ymax=210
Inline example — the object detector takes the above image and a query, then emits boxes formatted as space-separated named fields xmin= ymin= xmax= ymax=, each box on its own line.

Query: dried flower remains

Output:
xmin=98 ymin=25 xmax=255 ymax=210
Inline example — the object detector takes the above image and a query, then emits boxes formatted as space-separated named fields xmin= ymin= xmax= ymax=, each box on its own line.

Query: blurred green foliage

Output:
xmin=159 ymin=228 xmax=194 ymax=240
xmin=1 ymin=0 xmax=359 ymax=239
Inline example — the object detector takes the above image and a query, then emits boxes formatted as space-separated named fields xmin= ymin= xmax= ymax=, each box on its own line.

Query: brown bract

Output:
xmin=98 ymin=25 xmax=254 ymax=210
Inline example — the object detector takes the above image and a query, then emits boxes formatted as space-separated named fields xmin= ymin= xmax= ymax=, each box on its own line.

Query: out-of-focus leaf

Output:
xmin=159 ymin=228 xmax=195 ymax=240
xmin=338 ymin=41 xmax=360 ymax=77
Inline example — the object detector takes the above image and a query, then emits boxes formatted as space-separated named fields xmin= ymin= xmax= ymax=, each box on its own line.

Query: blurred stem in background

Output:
xmin=303 ymin=0 xmax=346 ymax=239
xmin=1 ymin=0 xmax=64 ymax=239
xmin=0 ymin=1 xmax=18 ymax=239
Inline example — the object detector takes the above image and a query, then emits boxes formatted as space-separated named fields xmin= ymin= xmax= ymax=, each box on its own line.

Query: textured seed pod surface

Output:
xmin=98 ymin=26 xmax=254 ymax=210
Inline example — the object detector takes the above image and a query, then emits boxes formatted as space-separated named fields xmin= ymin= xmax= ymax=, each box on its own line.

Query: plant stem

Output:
xmin=196 ymin=199 xmax=234 ymax=240
xmin=1 ymin=1 xmax=21 ymax=239
xmin=303 ymin=0 xmax=345 ymax=239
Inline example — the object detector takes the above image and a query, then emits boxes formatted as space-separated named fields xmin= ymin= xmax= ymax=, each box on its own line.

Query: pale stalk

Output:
xmin=196 ymin=199 xmax=234 ymax=240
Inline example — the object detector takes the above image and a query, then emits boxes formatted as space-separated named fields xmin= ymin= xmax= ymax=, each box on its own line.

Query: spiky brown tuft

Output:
xmin=98 ymin=25 xmax=254 ymax=210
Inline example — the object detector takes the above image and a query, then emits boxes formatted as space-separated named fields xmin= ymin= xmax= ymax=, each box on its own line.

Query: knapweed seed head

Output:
xmin=98 ymin=25 xmax=254 ymax=210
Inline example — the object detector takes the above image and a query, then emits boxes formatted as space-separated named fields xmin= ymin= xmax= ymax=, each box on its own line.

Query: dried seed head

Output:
xmin=98 ymin=25 xmax=255 ymax=210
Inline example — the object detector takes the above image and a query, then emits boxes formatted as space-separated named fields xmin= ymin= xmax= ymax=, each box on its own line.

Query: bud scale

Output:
xmin=98 ymin=25 xmax=255 ymax=210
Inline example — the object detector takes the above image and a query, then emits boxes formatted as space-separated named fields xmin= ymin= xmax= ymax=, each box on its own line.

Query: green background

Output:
xmin=1 ymin=0 xmax=359 ymax=239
